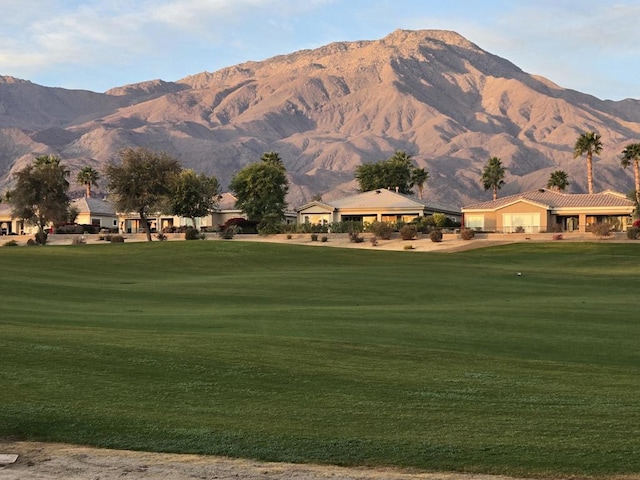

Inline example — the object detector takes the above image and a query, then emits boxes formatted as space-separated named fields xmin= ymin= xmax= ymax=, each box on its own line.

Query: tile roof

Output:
xmin=72 ymin=197 xmax=116 ymax=215
xmin=463 ymin=189 xmax=635 ymax=211
xmin=321 ymin=189 xmax=460 ymax=214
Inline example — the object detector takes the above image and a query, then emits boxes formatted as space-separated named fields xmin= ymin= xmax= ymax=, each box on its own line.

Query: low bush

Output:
xmin=3 ymin=239 xmax=18 ymax=247
xmin=403 ymin=244 xmax=414 ymax=250
xmin=185 ymin=227 xmax=203 ymax=241
xmin=310 ymin=233 xmax=318 ymax=241
xmin=367 ymin=221 xmax=393 ymax=240
xmin=26 ymin=239 xmax=37 ymax=246
xmin=633 ymin=219 xmax=640 ymax=228
xmin=286 ymin=234 xmax=292 ymax=240
xmin=110 ymin=235 xmax=125 ymax=243
xmin=430 ymin=230 xmax=443 ymax=243
xmin=155 ymin=233 xmax=168 ymax=241
xmin=370 ymin=235 xmax=378 ymax=246
xmin=321 ymin=236 xmax=328 ymax=243
xmin=460 ymin=228 xmax=475 ymax=240
xmin=515 ymin=226 xmax=525 ymax=233
xmin=399 ymin=225 xmax=417 ymax=240
xmin=219 ymin=225 xmax=238 ymax=239
xmin=552 ymin=234 xmax=563 ymax=241
xmin=35 ymin=231 xmax=48 ymax=245
xmin=349 ymin=231 xmax=364 ymax=243
xmin=626 ymin=227 xmax=639 ymax=240
xmin=222 ymin=217 xmax=258 ymax=234
xmin=590 ymin=223 xmax=612 ymax=238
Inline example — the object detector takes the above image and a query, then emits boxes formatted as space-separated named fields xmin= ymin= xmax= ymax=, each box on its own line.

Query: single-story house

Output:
xmin=296 ymin=189 xmax=462 ymax=225
xmin=72 ymin=197 xmax=118 ymax=230
xmin=118 ymin=192 xmax=297 ymax=233
xmin=0 ymin=203 xmax=22 ymax=235
xmin=461 ymin=189 xmax=636 ymax=233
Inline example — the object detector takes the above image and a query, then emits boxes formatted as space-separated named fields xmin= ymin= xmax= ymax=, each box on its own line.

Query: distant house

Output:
xmin=296 ymin=189 xmax=461 ymax=225
xmin=72 ymin=197 xmax=118 ymax=230
xmin=0 ymin=203 xmax=19 ymax=235
xmin=461 ymin=189 xmax=635 ymax=233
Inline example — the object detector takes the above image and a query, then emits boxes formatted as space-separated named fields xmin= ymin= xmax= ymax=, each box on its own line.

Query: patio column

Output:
xmin=578 ymin=213 xmax=587 ymax=233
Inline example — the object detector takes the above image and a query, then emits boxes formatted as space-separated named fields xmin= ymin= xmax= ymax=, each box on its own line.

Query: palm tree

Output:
xmin=547 ymin=170 xmax=570 ymax=191
xmin=411 ymin=167 xmax=429 ymax=199
xmin=76 ymin=166 xmax=100 ymax=198
xmin=481 ymin=156 xmax=506 ymax=200
xmin=573 ymin=131 xmax=602 ymax=194
xmin=621 ymin=142 xmax=640 ymax=204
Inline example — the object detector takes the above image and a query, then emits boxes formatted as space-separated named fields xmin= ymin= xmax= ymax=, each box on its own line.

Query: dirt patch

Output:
xmin=0 ymin=441 xmax=534 ymax=480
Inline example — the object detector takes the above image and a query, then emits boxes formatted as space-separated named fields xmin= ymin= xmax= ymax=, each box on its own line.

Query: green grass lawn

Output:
xmin=1 ymin=240 xmax=639 ymax=477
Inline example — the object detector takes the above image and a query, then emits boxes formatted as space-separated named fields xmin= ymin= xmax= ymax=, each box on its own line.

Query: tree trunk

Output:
xmin=85 ymin=183 xmax=91 ymax=198
xmin=635 ymin=160 xmax=640 ymax=204
xmin=493 ymin=186 xmax=497 ymax=200
xmin=587 ymin=153 xmax=594 ymax=194
xmin=139 ymin=210 xmax=152 ymax=242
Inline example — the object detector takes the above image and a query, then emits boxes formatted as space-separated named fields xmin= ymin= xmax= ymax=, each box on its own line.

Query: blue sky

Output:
xmin=1 ymin=0 xmax=639 ymax=100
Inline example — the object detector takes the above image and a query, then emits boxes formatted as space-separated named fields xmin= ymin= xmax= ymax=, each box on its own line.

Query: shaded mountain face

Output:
xmin=1 ymin=29 xmax=639 ymax=207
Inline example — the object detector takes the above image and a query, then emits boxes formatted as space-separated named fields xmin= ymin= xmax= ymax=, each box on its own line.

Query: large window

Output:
xmin=502 ymin=213 xmax=540 ymax=233
xmin=465 ymin=215 xmax=484 ymax=230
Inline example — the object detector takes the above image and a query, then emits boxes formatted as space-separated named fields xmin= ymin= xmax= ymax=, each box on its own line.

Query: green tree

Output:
xmin=411 ymin=167 xmax=429 ymax=199
xmin=76 ymin=166 xmax=100 ymax=198
xmin=355 ymin=150 xmax=426 ymax=195
xmin=547 ymin=170 xmax=570 ymax=191
xmin=229 ymin=152 xmax=289 ymax=226
xmin=574 ymin=131 xmax=603 ymax=194
xmin=621 ymin=142 xmax=640 ymax=204
xmin=260 ymin=151 xmax=285 ymax=169
xmin=5 ymin=155 xmax=72 ymax=243
xmin=170 ymin=169 xmax=221 ymax=228
xmin=481 ymin=156 xmax=506 ymax=200
xmin=105 ymin=147 xmax=181 ymax=242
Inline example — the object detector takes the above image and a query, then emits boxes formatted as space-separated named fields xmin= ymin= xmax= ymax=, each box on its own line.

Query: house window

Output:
xmin=502 ymin=213 xmax=540 ymax=233
xmin=465 ymin=215 xmax=484 ymax=230
xmin=91 ymin=218 xmax=101 ymax=227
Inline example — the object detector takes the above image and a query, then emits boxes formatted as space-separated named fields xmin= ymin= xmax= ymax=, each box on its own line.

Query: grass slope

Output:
xmin=1 ymin=241 xmax=639 ymax=477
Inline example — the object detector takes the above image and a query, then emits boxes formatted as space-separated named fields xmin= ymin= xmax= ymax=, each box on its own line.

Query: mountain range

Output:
xmin=1 ymin=29 xmax=640 ymax=208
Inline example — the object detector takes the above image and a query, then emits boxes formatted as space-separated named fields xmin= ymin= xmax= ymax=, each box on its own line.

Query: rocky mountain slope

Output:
xmin=1 ymin=29 xmax=639 ymax=208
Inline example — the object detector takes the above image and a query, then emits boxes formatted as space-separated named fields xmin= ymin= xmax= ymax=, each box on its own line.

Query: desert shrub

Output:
xmin=286 ymin=234 xmax=292 ymax=240
xmin=430 ymin=229 xmax=443 ymax=242
xmin=26 ymin=238 xmax=37 ymax=246
xmin=257 ymin=215 xmax=283 ymax=235
xmin=432 ymin=213 xmax=447 ymax=227
xmin=185 ymin=227 xmax=202 ymax=240
xmin=403 ymin=244 xmax=414 ymax=250
xmin=399 ymin=224 xmax=417 ymax=240
xmin=219 ymin=225 xmax=238 ymax=239
xmin=626 ymin=227 xmax=639 ymax=240
xmin=590 ymin=223 xmax=612 ymax=238
xmin=222 ymin=217 xmax=258 ymax=234
xmin=110 ymin=235 xmax=125 ymax=243
xmin=35 ymin=231 xmax=48 ymax=245
xmin=460 ymin=228 xmax=475 ymax=240
xmin=412 ymin=216 xmax=435 ymax=233
xmin=370 ymin=235 xmax=378 ymax=246
xmin=321 ymin=236 xmax=328 ymax=243
xmin=310 ymin=233 xmax=318 ymax=241
xmin=155 ymin=233 xmax=168 ymax=241
xmin=348 ymin=231 xmax=364 ymax=243
xmin=514 ymin=226 xmax=525 ymax=233
xmin=3 ymin=239 xmax=18 ymax=247
xmin=633 ymin=219 xmax=640 ymax=228
xmin=71 ymin=236 xmax=86 ymax=245
xmin=367 ymin=221 xmax=393 ymax=240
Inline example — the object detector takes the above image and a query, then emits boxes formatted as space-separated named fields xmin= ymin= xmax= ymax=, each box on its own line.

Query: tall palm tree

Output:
xmin=547 ymin=170 xmax=570 ymax=191
xmin=76 ymin=166 xmax=100 ymax=198
xmin=411 ymin=167 xmax=429 ymax=199
xmin=573 ymin=131 xmax=602 ymax=194
xmin=481 ymin=156 xmax=506 ymax=200
xmin=621 ymin=142 xmax=640 ymax=204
